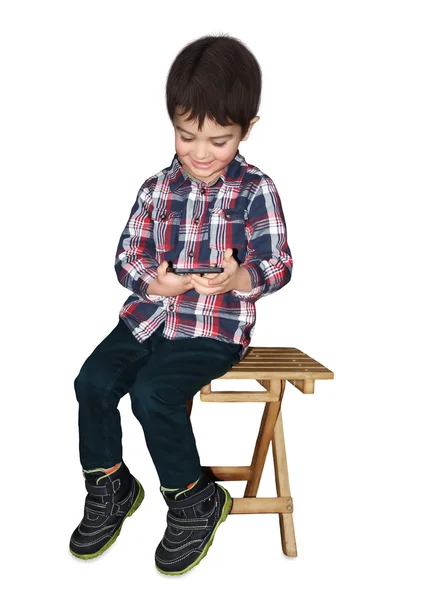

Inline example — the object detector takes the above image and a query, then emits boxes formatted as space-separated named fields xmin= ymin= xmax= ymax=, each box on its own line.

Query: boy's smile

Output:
xmin=173 ymin=106 xmax=259 ymax=184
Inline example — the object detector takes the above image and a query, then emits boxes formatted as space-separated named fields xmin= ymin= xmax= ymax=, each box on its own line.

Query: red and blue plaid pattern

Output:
xmin=114 ymin=150 xmax=293 ymax=360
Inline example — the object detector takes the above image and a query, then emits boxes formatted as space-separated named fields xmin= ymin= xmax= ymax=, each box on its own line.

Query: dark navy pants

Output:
xmin=74 ymin=318 xmax=242 ymax=488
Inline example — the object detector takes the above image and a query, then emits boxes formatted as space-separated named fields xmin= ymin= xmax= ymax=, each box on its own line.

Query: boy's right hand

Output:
xmin=147 ymin=261 xmax=194 ymax=297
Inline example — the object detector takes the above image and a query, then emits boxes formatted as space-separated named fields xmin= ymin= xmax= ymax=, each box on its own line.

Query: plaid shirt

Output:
xmin=115 ymin=150 xmax=293 ymax=360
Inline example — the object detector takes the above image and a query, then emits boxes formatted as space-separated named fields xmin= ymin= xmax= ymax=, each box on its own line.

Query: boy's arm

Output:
xmin=114 ymin=185 xmax=166 ymax=303
xmin=231 ymin=175 xmax=293 ymax=302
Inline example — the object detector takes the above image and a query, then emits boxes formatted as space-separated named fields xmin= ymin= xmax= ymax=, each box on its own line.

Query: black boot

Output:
xmin=155 ymin=472 xmax=232 ymax=575
xmin=69 ymin=461 xmax=144 ymax=560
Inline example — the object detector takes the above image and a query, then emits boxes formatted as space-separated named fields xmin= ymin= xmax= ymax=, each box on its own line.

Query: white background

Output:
xmin=1 ymin=1 xmax=423 ymax=598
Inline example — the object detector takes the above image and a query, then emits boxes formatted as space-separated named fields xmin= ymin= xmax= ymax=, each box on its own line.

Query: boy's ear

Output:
xmin=241 ymin=116 xmax=260 ymax=141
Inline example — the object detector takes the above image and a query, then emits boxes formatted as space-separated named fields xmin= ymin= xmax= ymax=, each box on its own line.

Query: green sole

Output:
xmin=156 ymin=484 xmax=233 ymax=576
xmin=69 ymin=477 xmax=144 ymax=560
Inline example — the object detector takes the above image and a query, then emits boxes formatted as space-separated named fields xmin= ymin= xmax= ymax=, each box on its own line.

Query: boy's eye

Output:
xmin=180 ymin=136 xmax=227 ymax=148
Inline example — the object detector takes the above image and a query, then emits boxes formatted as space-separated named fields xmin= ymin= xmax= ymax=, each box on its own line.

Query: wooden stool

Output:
xmin=186 ymin=346 xmax=334 ymax=557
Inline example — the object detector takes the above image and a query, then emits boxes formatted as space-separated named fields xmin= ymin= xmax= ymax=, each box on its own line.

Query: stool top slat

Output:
xmin=217 ymin=347 xmax=334 ymax=381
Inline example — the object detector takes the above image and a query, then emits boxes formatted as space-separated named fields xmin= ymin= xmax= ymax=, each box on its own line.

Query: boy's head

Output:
xmin=166 ymin=34 xmax=262 ymax=183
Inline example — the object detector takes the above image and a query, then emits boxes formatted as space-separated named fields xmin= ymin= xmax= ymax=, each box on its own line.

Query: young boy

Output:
xmin=70 ymin=34 xmax=293 ymax=575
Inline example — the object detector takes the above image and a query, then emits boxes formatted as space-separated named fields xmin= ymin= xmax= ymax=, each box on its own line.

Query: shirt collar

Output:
xmin=168 ymin=149 xmax=248 ymax=193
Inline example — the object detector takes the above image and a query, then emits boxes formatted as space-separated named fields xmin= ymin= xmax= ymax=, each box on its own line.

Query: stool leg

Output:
xmin=272 ymin=408 xmax=297 ymax=557
xmin=244 ymin=380 xmax=283 ymax=497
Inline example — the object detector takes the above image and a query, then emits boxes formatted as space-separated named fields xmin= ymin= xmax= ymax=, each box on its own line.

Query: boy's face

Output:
xmin=173 ymin=107 xmax=258 ymax=184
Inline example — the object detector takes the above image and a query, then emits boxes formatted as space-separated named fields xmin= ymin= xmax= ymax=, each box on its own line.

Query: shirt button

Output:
xmin=194 ymin=219 xmax=200 ymax=225
xmin=225 ymin=213 xmax=231 ymax=219
xmin=200 ymin=188 xmax=205 ymax=195
xmin=169 ymin=304 xmax=174 ymax=311
xmin=188 ymin=250 xmax=194 ymax=257
xmin=161 ymin=213 xmax=167 ymax=220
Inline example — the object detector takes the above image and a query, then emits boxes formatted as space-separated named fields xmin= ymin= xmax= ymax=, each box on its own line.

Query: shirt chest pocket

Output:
xmin=151 ymin=207 xmax=182 ymax=252
xmin=208 ymin=207 xmax=247 ymax=251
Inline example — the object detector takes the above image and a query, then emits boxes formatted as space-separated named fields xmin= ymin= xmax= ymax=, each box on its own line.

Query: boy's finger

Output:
xmin=206 ymin=273 xmax=227 ymax=286
xmin=190 ymin=274 xmax=205 ymax=284
xmin=223 ymin=249 xmax=237 ymax=263
xmin=191 ymin=277 xmax=213 ymax=291
xmin=162 ymin=261 xmax=173 ymax=274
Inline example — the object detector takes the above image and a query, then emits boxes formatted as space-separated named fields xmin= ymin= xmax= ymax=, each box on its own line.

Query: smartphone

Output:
xmin=167 ymin=267 xmax=224 ymax=274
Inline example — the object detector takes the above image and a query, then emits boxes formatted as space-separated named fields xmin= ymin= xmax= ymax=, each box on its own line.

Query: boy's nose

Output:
xmin=192 ymin=154 xmax=213 ymax=163
xmin=192 ymin=144 xmax=212 ymax=161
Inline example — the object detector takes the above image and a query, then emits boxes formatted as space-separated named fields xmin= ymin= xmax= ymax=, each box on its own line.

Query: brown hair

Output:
xmin=166 ymin=34 xmax=262 ymax=139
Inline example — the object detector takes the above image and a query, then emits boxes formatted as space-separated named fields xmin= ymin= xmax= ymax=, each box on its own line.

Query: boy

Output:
xmin=70 ymin=33 xmax=293 ymax=575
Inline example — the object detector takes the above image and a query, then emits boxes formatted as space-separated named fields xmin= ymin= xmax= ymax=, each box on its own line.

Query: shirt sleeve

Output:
xmin=114 ymin=185 xmax=166 ymax=303
xmin=231 ymin=175 xmax=293 ymax=302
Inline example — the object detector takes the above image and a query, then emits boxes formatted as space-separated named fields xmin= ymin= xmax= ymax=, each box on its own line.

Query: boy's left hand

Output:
xmin=190 ymin=248 xmax=244 ymax=295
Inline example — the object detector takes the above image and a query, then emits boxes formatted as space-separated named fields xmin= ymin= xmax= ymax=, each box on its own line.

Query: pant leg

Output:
xmin=73 ymin=318 xmax=164 ymax=469
xmin=129 ymin=334 xmax=242 ymax=488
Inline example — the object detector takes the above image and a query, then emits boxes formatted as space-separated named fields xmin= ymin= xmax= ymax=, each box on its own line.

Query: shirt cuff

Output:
xmin=145 ymin=293 xmax=166 ymax=302
xmin=138 ymin=274 xmax=166 ymax=303
xmin=231 ymin=264 xmax=265 ymax=302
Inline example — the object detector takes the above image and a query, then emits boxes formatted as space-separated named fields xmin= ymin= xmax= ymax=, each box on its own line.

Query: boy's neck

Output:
xmin=182 ymin=166 xmax=224 ymax=187
xmin=177 ymin=155 xmax=228 ymax=187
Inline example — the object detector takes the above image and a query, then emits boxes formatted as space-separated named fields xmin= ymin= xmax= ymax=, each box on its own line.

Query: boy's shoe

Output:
xmin=155 ymin=472 xmax=233 ymax=575
xmin=69 ymin=461 xmax=144 ymax=560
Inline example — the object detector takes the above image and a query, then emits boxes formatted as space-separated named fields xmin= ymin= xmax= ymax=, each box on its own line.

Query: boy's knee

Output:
xmin=74 ymin=357 xmax=107 ymax=397
xmin=130 ymin=379 xmax=178 ymax=421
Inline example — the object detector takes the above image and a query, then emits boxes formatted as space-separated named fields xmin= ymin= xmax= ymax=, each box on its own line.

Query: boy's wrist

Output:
xmin=147 ymin=278 xmax=165 ymax=296
xmin=232 ymin=266 xmax=252 ymax=293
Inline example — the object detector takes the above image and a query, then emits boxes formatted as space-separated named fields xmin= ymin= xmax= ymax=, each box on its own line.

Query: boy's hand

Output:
xmin=148 ymin=261 xmax=194 ymax=297
xmin=190 ymin=248 xmax=251 ymax=296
